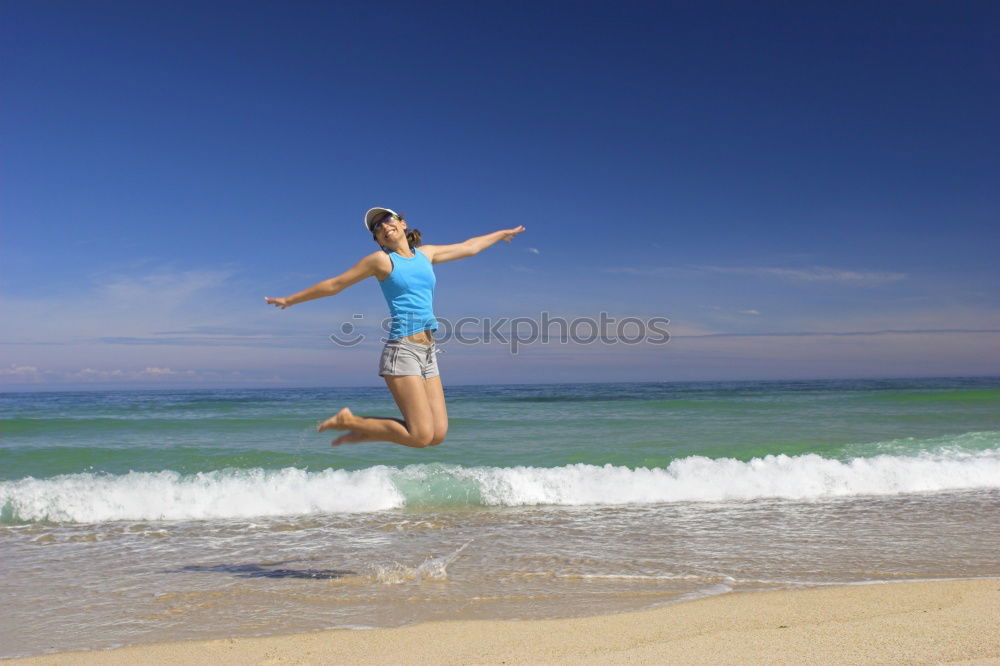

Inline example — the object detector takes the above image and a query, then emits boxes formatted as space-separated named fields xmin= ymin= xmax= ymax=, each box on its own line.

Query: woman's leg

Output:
xmin=320 ymin=376 xmax=448 ymax=446
xmin=423 ymin=375 xmax=449 ymax=445
xmin=318 ymin=375 xmax=437 ymax=447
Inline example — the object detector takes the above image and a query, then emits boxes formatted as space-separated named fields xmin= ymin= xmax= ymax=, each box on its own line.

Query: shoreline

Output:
xmin=8 ymin=578 xmax=999 ymax=665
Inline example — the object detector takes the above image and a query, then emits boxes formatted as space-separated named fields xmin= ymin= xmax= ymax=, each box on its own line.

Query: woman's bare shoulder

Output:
xmin=363 ymin=250 xmax=392 ymax=279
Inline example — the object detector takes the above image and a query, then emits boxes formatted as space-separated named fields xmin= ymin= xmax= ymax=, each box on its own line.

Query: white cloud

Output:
xmin=33 ymin=366 xmax=203 ymax=383
xmin=738 ymin=309 xmax=761 ymax=316
xmin=604 ymin=264 xmax=907 ymax=285
xmin=142 ymin=366 xmax=196 ymax=376
xmin=69 ymin=368 xmax=125 ymax=380
xmin=93 ymin=267 xmax=236 ymax=310
xmin=603 ymin=266 xmax=672 ymax=277
xmin=0 ymin=364 xmax=40 ymax=378
xmin=708 ymin=266 xmax=907 ymax=284
xmin=527 ymin=247 xmax=540 ymax=254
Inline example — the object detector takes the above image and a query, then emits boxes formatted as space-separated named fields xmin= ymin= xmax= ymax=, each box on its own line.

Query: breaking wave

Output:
xmin=3 ymin=449 xmax=999 ymax=523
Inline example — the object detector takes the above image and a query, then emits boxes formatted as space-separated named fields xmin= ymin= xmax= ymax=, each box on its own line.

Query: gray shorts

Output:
xmin=378 ymin=338 xmax=440 ymax=379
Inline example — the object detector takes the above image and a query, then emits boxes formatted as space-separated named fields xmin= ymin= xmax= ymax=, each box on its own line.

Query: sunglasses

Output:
xmin=371 ymin=215 xmax=398 ymax=233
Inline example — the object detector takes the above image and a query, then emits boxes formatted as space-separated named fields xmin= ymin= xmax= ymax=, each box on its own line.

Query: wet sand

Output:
xmin=8 ymin=578 xmax=999 ymax=665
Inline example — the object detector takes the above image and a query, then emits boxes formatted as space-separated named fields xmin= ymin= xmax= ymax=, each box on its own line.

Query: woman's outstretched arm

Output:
xmin=265 ymin=252 xmax=381 ymax=309
xmin=423 ymin=225 xmax=526 ymax=264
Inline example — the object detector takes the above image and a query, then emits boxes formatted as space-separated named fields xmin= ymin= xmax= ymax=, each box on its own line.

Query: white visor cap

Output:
xmin=364 ymin=207 xmax=399 ymax=233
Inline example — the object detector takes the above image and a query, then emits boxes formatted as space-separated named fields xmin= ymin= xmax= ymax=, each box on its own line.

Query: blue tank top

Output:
xmin=378 ymin=248 xmax=438 ymax=339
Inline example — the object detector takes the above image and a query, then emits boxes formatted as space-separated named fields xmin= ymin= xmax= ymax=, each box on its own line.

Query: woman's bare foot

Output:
xmin=332 ymin=430 xmax=370 ymax=446
xmin=317 ymin=407 xmax=353 ymax=432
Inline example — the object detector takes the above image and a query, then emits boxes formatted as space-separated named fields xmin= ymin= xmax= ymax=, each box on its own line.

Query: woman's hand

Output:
xmin=501 ymin=225 xmax=526 ymax=242
xmin=264 ymin=296 xmax=291 ymax=309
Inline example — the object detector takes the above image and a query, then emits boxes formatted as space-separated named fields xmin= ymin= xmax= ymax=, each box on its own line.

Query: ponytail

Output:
xmin=405 ymin=228 xmax=422 ymax=249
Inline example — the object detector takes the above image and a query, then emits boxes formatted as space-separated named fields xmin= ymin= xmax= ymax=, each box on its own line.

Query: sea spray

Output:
xmin=365 ymin=541 xmax=471 ymax=584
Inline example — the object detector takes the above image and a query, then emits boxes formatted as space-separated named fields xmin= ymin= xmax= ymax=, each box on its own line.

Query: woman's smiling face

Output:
xmin=373 ymin=215 xmax=404 ymax=243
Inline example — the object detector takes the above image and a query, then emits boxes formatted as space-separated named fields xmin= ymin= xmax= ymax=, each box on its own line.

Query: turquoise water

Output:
xmin=1 ymin=378 xmax=999 ymax=656
xmin=4 ymin=379 xmax=999 ymax=483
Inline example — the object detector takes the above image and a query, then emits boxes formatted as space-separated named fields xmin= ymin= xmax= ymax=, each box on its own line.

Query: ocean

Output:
xmin=2 ymin=377 xmax=999 ymax=657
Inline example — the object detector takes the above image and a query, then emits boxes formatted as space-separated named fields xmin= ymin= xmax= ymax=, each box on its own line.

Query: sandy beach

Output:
xmin=9 ymin=578 xmax=998 ymax=665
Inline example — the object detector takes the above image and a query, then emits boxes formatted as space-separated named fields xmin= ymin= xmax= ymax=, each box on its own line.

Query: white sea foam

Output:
xmin=2 ymin=449 xmax=998 ymax=523
xmin=459 ymin=449 xmax=1000 ymax=506
xmin=0 ymin=467 xmax=403 ymax=523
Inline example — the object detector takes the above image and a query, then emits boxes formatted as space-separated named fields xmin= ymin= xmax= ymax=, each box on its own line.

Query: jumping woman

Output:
xmin=265 ymin=207 xmax=526 ymax=447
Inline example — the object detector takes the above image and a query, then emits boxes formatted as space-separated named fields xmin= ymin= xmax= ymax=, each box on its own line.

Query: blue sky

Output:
xmin=2 ymin=0 xmax=998 ymax=389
